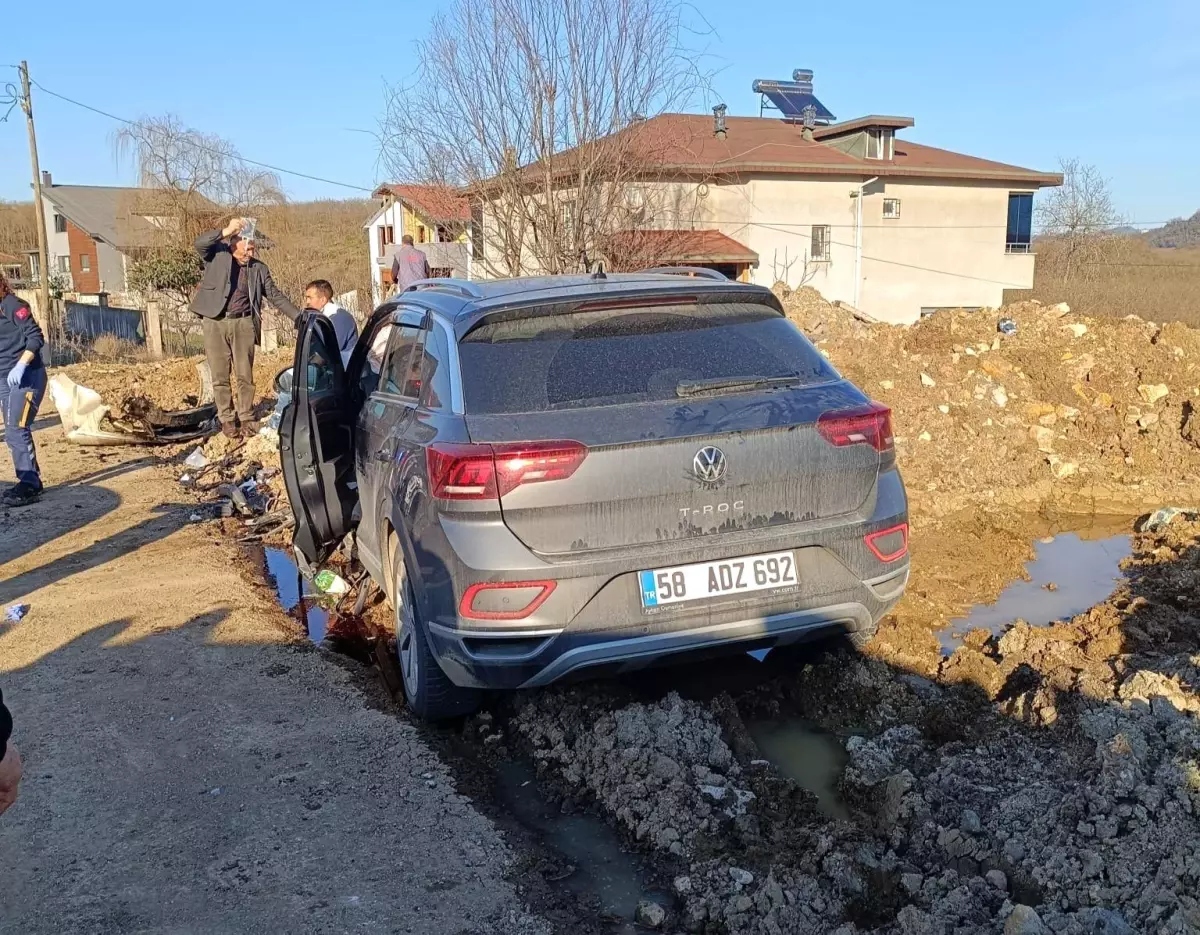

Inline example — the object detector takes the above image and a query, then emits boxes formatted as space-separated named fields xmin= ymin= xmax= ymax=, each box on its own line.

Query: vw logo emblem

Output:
xmin=693 ymin=446 xmax=727 ymax=482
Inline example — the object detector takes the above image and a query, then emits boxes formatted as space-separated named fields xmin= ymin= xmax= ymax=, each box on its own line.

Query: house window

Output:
xmin=54 ymin=213 xmax=67 ymax=233
xmin=1006 ymin=192 xmax=1034 ymax=253
xmin=883 ymin=198 xmax=901 ymax=219
xmin=866 ymin=128 xmax=894 ymax=160
xmin=417 ymin=225 xmax=427 ymax=243
xmin=378 ymin=225 xmax=394 ymax=255
xmin=811 ymin=225 xmax=831 ymax=262
xmin=57 ymin=255 xmax=71 ymax=272
xmin=79 ymin=255 xmax=91 ymax=272
xmin=470 ymin=203 xmax=485 ymax=260
xmin=436 ymin=226 xmax=450 ymax=242
xmin=561 ymin=202 xmax=576 ymax=241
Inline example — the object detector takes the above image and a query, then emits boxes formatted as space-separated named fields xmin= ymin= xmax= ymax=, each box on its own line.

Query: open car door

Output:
xmin=280 ymin=314 xmax=357 ymax=565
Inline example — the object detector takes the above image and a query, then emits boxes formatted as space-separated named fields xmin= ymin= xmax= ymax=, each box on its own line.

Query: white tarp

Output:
xmin=47 ymin=373 xmax=148 ymax=446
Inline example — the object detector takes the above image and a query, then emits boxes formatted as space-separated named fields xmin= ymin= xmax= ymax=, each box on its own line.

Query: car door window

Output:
xmin=305 ymin=321 xmax=342 ymax=395
xmin=359 ymin=320 xmax=394 ymax=398
xmin=381 ymin=325 xmax=424 ymax=398
xmin=420 ymin=322 xmax=454 ymax=412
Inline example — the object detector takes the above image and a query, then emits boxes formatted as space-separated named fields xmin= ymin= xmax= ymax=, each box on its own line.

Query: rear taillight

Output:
xmin=427 ymin=441 xmax=587 ymax=500
xmin=865 ymin=523 xmax=908 ymax=562
xmin=818 ymin=402 xmax=893 ymax=453
xmin=460 ymin=580 xmax=557 ymax=620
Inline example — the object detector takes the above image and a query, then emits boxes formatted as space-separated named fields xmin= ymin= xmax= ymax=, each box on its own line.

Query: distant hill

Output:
xmin=1146 ymin=210 xmax=1200 ymax=248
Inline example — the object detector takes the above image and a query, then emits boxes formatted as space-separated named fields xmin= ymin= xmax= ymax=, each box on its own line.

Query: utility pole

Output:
xmin=19 ymin=61 xmax=53 ymax=355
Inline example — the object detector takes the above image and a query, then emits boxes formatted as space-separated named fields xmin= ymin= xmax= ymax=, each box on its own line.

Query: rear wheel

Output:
xmin=392 ymin=548 xmax=481 ymax=721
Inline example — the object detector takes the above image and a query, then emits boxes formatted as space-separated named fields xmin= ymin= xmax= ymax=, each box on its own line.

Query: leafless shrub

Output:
xmin=1035 ymin=158 xmax=1127 ymax=283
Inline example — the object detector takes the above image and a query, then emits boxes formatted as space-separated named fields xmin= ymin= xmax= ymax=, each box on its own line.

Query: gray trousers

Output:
xmin=201 ymin=316 xmax=256 ymax=424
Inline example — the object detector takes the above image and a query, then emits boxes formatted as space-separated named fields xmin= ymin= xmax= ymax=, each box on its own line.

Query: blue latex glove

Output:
xmin=5 ymin=361 xmax=25 ymax=389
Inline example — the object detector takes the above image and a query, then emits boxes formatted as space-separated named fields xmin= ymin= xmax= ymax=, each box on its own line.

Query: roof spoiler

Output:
xmin=641 ymin=266 xmax=728 ymax=281
xmin=404 ymin=278 xmax=484 ymax=300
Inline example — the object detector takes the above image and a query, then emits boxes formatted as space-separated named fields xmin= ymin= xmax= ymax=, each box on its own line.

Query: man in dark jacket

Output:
xmin=0 ymin=271 xmax=47 ymax=506
xmin=190 ymin=219 xmax=303 ymax=438
xmin=0 ymin=686 xmax=21 ymax=816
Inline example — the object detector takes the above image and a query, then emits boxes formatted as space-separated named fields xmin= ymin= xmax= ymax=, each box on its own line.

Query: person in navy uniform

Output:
xmin=0 ymin=271 xmax=46 ymax=507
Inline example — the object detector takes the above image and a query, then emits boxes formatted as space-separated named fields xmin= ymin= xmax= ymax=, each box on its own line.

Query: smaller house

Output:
xmin=364 ymin=184 xmax=475 ymax=301
xmin=0 ymin=252 xmax=24 ymax=285
xmin=34 ymin=172 xmax=217 ymax=297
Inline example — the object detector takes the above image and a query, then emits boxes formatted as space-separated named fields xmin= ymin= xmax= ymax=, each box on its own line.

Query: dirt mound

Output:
xmin=785 ymin=294 xmax=1200 ymax=516
xmin=59 ymin=349 xmax=294 ymax=414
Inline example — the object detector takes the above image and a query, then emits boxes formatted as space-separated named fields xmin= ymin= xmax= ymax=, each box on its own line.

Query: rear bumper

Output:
xmin=426 ymin=563 xmax=908 ymax=689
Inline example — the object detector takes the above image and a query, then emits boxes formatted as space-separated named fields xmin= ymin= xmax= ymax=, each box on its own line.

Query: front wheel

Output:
xmin=393 ymin=550 xmax=481 ymax=721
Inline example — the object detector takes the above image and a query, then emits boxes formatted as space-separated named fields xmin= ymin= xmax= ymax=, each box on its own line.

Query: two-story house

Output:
xmin=474 ymin=71 xmax=1062 ymax=324
xmin=363 ymin=184 xmax=474 ymax=302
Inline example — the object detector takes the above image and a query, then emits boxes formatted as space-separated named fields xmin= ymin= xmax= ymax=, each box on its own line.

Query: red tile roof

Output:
xmin=608 ymin=229 xmax=758 ymax=264
xmin=374 ymin=184 xmax=471 ymax=222
xmin=631 ymin=114 xmax=1062 ymax=184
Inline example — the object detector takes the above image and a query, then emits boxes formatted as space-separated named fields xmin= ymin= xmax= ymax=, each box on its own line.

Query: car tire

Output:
xmin=392 ymin=550 xmax=481 ymax=721
xmin=845 ymin=621 xmax=878 ymax=651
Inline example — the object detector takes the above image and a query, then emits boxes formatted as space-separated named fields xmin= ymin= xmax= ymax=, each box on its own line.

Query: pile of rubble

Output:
xmin=785 ymin=290 xmax=1200 ymax=516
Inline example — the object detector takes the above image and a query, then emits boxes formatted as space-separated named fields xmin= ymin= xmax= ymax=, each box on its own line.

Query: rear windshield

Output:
xmin=458 ymin=301 xmax=836 ymax=414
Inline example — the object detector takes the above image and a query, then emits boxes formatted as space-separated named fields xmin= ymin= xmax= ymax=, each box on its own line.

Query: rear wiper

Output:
xmin=675 ymin=374 xmax=802 ymax=398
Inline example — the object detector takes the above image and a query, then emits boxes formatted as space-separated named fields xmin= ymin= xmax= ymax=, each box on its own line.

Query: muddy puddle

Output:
xmin=745 ymin=718 xmax=850 ymax=819
xmin=493 ymin=759 xmax=670 ymax=932
xmin=262 ymin=547 xmax=331 ymax=641
xmin=939 ymin=516 xmax=1134 ymax=653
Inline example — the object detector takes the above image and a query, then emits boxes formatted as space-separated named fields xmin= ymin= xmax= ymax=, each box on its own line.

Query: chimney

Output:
xmin=801 ymin=126 xmax=815 ymax=142
xmin=712 ymin=103 xmax=728 ymax=139
xmin=41 ymin=170 xmax=52 ymax=188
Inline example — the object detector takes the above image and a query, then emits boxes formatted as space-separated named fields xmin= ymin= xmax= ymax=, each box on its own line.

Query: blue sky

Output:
xmin=3 ymin=0 xmax=1197 ymax=225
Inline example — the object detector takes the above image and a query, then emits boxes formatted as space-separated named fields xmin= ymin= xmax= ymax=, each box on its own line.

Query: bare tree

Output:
xmin=113 ymin=116 xmax=287 ymax=351
xmin=380 ymin=0 xmax=712 ymax=277
xmin=1036 ymin=158 xmax=1126 ymax=282
xmin=770 ymin=246 xmax=817 ymax=293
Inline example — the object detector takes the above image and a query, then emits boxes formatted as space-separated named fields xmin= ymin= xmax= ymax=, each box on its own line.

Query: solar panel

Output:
xmin=752 ymin=79 xmax=835 ymax=123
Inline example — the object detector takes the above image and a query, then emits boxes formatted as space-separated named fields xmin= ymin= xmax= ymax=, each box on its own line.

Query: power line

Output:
xmin=30 ymin=80 xmax=376 ymax=194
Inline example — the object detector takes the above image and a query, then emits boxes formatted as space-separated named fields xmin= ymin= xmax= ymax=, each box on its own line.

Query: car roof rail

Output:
xmin=641 ymin=266 xmax=728 ymax=281
xmin=403 ymin=278 xmax=485 ymax=300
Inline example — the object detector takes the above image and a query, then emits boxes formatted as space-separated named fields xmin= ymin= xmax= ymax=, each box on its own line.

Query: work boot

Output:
xmin=220 ymin=422 xmax=239 ymax=439
xmin=2 ymin=482 xmax=43 ymax=507
xmin=240 ymin=420 xmax=262 ymax=438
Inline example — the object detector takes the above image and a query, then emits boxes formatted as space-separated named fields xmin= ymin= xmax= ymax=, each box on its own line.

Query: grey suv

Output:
xmin=281 ymin=271 xmax=909 ymax=720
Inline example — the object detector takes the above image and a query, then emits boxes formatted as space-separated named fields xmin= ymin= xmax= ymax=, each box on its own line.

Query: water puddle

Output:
xmin=939 ymin=519 xmax=1134 ymax=654
xmin=745 ymin=719 xmax=851 ymax=820
xmin=493 ymin=759 xmax=670 ymax=932
xmin=263 ymin=546 xmax=331 ymax=641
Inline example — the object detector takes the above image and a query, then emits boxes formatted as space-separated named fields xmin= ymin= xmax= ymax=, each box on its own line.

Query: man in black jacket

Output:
xmin=0 ymin=687 xmax=20 ymax=816
xmin=190 ymin=219 xmax=303 ymax=438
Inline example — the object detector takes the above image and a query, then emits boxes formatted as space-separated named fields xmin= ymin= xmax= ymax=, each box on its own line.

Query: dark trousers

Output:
xmin=201 ymin=316 xmax=256 ymax=425
xmin=1 ymin=364 xmax=46 ymax=489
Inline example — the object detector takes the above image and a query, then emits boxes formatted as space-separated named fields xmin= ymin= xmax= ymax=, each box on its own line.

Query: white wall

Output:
xmin=42 ymin=196 xmax=70 ymax=279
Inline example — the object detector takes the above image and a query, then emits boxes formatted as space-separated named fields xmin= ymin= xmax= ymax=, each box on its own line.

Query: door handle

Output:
xmin=375 ymin=437 xmax=399 ymax=462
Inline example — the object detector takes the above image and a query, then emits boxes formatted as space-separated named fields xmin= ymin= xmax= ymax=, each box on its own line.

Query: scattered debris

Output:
xmin=997 ymin=317 xmax=1018 ymax=335
xmin=1136 ymin=506 xmax=1200 ymax=532
xmin=184 ymin=448 xmax=209 ymax=470
xmin=313 ymin=570 xmax=349 ymax=596
xmin=4 ymin=603 xmax=29 ymax=624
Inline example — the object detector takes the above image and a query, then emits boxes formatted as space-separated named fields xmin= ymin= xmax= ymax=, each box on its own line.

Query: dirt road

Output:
xmin=0 ymin=420 xmax=548 ymax=935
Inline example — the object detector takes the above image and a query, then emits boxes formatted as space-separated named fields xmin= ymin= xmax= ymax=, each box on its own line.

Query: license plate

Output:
xmin=639 ymin=551 xmax=798 ymax=608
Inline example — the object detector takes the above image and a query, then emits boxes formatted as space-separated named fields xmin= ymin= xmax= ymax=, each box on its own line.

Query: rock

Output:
xmin=672 ymin=875 xmax=692 ymax=895
xmin=880 ymin=380 xmax=894 ymax=390
xmin=635 ymin=899 xmax=667 ymax=930
xmin=960 ymin=809 xmax=982 ymax=834
xmin=919 ymin=431 xmax=932 ymax=442
xmin=1138 ymin=383 xmax=1169 ymax=405
xmin=729 ymin=867 xmax=754 ymax=887
xmin=900 ymin=872 xmax=924 ymax=896
xmin=1065 ymin=322 xmax=1088 ymax=338
xmin=897 ymin=905 xmax=942 ymax=935
xmin=938 ymin=404 xmax=950 ymax=414
xmin=992 ymin=387 xmax=1009 ymax=408
xmin=921 ymin=372 xmax=937 ymax=387
xmin=1138 ymin=412 xmax=1159 ymax=430
xmin=1057 ymin=404 xmax=1081 ymax=421
xmin=1029 ymin=425 xmax=1055 ymax=453
xmin=1073 ymin=907 xmax=1135 ymax=935
xmin=982 ymin=358 xmax=1014 ymax=378
xmin=991 ymin=337 xmax=1002 ymax=351
xmin=1002 ymin=839 xmax=1026 ymax=863
xmin=986 ymin=869 xmax=1008 ymax=891
xmin=1049 ymin=458 xmax=1078 ymax=479
xmin=1004 ymin=905 xmax=1048 ymax=935
xmin=1092 ymin=391 xmax=1114 ymax=410
xmin=1049 ymin=301 xmax=1071 ymax=317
